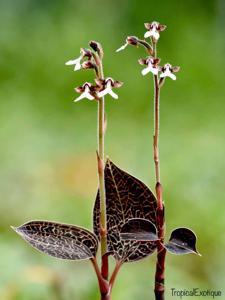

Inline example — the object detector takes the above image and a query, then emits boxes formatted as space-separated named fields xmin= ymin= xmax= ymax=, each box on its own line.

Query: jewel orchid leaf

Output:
xmin=93 ymin=159 xmax=158 ymax=263
xmin=12 ymin=221 xmax=98 ymax=260
xmin=120 ymin=218 xmax=159 ymax=241
xmin=164 ymin=227 xmax=200 ymax=256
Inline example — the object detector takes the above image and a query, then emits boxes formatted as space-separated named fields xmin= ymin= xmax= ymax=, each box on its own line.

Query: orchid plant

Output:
xmin=12 ymin=22 xmax=200 ymax=300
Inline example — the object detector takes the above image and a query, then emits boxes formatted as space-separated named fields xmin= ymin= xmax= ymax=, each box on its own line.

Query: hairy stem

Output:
xmin=96 ymin=57 xmax=108 ymax=280
xmin=152 ymin=42 xmax=166 ymax=300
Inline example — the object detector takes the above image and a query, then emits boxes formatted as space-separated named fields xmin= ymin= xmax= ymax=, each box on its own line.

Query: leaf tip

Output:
xmin=10 ymin=225 xmax=17 ymax=232
xmin=11 ymin=225 xmax=21 ymax=235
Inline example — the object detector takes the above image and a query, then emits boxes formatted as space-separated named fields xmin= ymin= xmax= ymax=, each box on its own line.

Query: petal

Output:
xmin=74 ymin=93 xmax=86 ymax=102
xmin=168 ymin=73 xmax=176 ymax=80
xmin=74 ymin=62 xmax=81 ymax=71
xmin=144 ymin=31 xmax=151 ymax=38
xmin=109 ymin=89 xmax=118 ymax=99
xmin=160 ymin=71 xmax=176 ymax=80
xmin=160 ymin=69 xmax=170 ymax=78
xmin=116 ymin=43 xmax=128 ymax=52
xmin=97 ymin=88 xmax=109 ymax=98
xmin=74 ymin=92 xmax=94 ymax=102
xmin=149 ymin=65 xmax=159 ymax=75
xmin=65 ymin=59 xmax=77 ymax=65
xmin=160 ymin=72 xmax=166 ymax=78
xmin=141 ymin=66 xmax=151 ymax=76
xmin=152 ymin=31 xmax=160 ymax=40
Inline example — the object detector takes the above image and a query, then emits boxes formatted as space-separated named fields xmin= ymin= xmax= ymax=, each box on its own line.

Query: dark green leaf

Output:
xmin=93 ymin=159 xmax=157 ymax=263
xmin=120 ymin=218 xmax=158 ymax=241
xmin=12 ymin=221 xmax=98 ymax=260
xmin=164 ymin=227 xmax=200 ymax=256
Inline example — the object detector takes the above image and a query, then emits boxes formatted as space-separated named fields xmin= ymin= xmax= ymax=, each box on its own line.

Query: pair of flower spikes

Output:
xmin=65 ymin=21 xmax=180 ymax=102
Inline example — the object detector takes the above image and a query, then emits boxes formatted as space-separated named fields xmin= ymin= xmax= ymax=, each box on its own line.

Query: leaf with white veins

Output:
xmin=12 ymin=221 xmax=98 ymax=260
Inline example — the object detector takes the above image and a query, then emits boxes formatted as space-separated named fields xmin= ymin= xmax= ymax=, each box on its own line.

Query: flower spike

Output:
xmin=160 ymin=63 xmax=180 ymax=81
xmin=74 ymin=82 xmax=95 ymax=102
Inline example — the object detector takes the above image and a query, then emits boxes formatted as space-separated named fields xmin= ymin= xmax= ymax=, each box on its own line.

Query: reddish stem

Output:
xmin=109 ymin=261 xmax=122 ymax=291
xmin=91 ymin=258 xmax=110 ymax=298
xmin=101 ymin=253 xmax=109 ymax=280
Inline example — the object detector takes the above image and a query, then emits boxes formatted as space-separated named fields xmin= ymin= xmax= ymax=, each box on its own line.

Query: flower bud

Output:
xmin=126 ymin=36 xmax=139 ymax=46
xmin=89 ymin=40 xmax=104 ymax=59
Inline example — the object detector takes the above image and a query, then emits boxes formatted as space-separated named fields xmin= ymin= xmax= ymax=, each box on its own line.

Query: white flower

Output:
xmin=65 ymin=55 xmax=83 ymax=71
xmin=160 ymin=64 xmax=177 ymax=80
xmin=144 ymin=22 xmax=160 ymax=40
xmin=144 ymin=21 xmax=166 ymax=41
xmin=97 ymin=78 xmax=118 ymax=99
xmin=141 ymin=58 xmax=159 ymax=76
xmin=74 ymin=83 xmax=95 ymax=102
xmin=116 ymin=42 xmax=128 ymax=52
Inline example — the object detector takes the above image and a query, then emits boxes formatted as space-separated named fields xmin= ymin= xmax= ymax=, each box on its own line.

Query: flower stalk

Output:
xmin=152 ymin=41 xmax=166 ymax=300
xmin=96 ymin=61 xmax=108 ymax=279
xmin=91 ymin=44 xmax=109 ymax=282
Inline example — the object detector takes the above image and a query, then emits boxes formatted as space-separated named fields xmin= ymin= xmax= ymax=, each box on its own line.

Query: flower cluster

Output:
xmin=74 ymin=78 xmax=123 ymax=102
xmin=116 ymin=21 xmax=180 ymax=81
xmin=66 ymin=42 xmax=123 ymax=102
xmin=138 ymin=58 xmax=180 ymax=80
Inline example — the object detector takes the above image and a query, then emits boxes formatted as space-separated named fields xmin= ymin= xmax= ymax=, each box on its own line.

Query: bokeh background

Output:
xmin=0 ymin=0 xmax=224 ymax=299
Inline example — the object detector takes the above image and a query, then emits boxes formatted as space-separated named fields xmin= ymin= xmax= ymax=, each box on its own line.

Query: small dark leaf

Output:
xmin=12 ymin=221 xmax=98 ymax=260
xmin=93 ymin=159 xmax=158 ymax=263
xmin=164 ymin=227 xmax=200 ymax=256
xmin=120 ymin=218 xmax=158 ymax=241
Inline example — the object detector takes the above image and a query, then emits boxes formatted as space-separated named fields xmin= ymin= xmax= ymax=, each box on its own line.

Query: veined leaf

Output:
xmin=164 ymin=227 xmax=200 ymax=256
xmin=12 ymin=221 xmax=98 ymax=260
xmin=120 ymin=218 xmax=158 ymax=241
xmin=93 ymin=159 xmax=157 ymax=263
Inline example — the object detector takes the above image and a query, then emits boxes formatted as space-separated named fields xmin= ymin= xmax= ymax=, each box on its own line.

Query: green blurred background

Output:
xmin=0 ymin=0 xmax=224 ymax=299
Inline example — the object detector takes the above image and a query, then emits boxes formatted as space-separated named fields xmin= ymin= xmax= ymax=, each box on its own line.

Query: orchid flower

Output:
xmin=97 ymin=78 xmax=123 ymax=99
xmin=141 ymin=58 xmax=159 ymax=76
xmin=144 ymin=21 xmax=166 ymax=41
xmin=116 ymin=36 xmax=139 ymax=52
xmin=65 ymin=48 xmax=92 ymax=71
xmin=74 ymin=82 xmax=95 ymax=102
xmin=160 ymin=64 xmax=180 ymax=81
xmin=138 ymin=57 xmax=160 ymax=76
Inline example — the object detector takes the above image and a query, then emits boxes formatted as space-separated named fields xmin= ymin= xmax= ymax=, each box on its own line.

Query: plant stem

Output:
xmin=96 ymin=58 xmax=108 ymax=280
xmin=109 ymin=261 xmax=122 ymax=291
xmin=91 ymin=258 xmax=111 ymax=300
xmin=152 ymin=42 xmax=166 ymax=300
